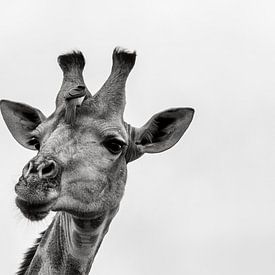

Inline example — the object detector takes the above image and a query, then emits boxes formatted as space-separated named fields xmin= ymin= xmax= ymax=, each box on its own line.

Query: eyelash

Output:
xmin=103 ymin=139 xmax=126 ymax=155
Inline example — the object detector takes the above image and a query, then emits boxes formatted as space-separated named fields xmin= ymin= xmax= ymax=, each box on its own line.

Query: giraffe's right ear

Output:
xmin=135 ymin=108 xmax=194 ymax=154
xmin=0 ymin=100 xmax=46 ymax=150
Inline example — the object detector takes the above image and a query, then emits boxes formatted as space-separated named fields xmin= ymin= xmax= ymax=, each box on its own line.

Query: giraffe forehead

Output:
xmin=42 ymin=114 xmax=128 ymax=143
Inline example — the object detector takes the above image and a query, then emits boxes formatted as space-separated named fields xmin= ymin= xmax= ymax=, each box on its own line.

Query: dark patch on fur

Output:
xmin=65 ymin=255 xmax=82 ymax=275
xmin=17 ymin=231 xmax=45 ymax=275
xmin=58 ymin=51 xmax=85 ymax=73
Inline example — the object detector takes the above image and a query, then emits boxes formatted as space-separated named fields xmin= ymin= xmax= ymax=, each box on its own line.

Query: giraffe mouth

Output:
xmin=15 ymin=197 xmax=56 ymax=221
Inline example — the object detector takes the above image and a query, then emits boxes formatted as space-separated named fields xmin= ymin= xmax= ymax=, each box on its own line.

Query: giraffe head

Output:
xmin=0 ymin=48 xmax=194 ymax=221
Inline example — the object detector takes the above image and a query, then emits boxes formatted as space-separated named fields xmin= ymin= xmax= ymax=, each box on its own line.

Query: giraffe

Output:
xmin=0 ymin=47 xmax=194 ymax=274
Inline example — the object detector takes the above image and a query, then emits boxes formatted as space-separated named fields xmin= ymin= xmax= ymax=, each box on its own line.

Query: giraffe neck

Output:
xmin=24 ymin=208 xmax=118 ymax=275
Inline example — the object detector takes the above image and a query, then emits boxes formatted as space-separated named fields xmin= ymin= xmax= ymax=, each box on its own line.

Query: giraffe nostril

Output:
xmin=23 ymin=160 xmax=59 ymax=179
xmin=30 ymin=166 xmax=37 ymax=174
xmin=39 ymin=160 xmax=58 ymax=179
xmin=42 ymin=162 xmax=55 ymax=175
xmin=22 ymin=161 xmax=35 ymax=178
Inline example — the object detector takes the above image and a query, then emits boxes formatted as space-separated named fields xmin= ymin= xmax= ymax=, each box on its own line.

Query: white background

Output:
xmin=0 ymin=0 xmax=275 ymax=274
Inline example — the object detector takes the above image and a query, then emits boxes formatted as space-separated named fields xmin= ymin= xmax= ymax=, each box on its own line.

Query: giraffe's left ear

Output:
xmin=0 ymin=100 xmax=46 ymax=150
xmin=135 ymin=108 xmax=194 ymax=154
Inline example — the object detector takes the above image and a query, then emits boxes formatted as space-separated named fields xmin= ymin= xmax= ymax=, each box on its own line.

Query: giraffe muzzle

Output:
xmin=14 ymin=159 xmax=61 ymax=219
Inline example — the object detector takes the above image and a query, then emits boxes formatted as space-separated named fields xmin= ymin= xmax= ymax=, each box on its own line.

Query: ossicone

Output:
xmin=58 ymin=51 xmax=85 ymax=73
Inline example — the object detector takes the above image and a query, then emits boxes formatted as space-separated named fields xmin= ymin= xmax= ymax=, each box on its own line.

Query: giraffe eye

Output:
xmin=103 ymin=139 xmax=126 ymax=155
xmin=28 ymin=137 xmax=40 ymax=150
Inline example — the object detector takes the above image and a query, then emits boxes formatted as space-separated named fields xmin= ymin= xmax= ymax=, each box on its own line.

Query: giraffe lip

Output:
xmin=15 ymin=197 xmax=55 ymax=221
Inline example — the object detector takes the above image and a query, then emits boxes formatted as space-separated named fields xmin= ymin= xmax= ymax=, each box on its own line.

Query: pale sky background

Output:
xmin=0 ymin=0 xmax=275 ymax=274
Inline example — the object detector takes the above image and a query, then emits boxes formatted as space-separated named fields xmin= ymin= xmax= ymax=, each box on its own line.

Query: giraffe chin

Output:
xmin=15 ymin=197 xmax=56 ymax=221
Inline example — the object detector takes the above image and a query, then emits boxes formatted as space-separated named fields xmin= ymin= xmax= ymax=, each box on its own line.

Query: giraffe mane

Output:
xmin=17 ymin=230 xmax=45 ymax=275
